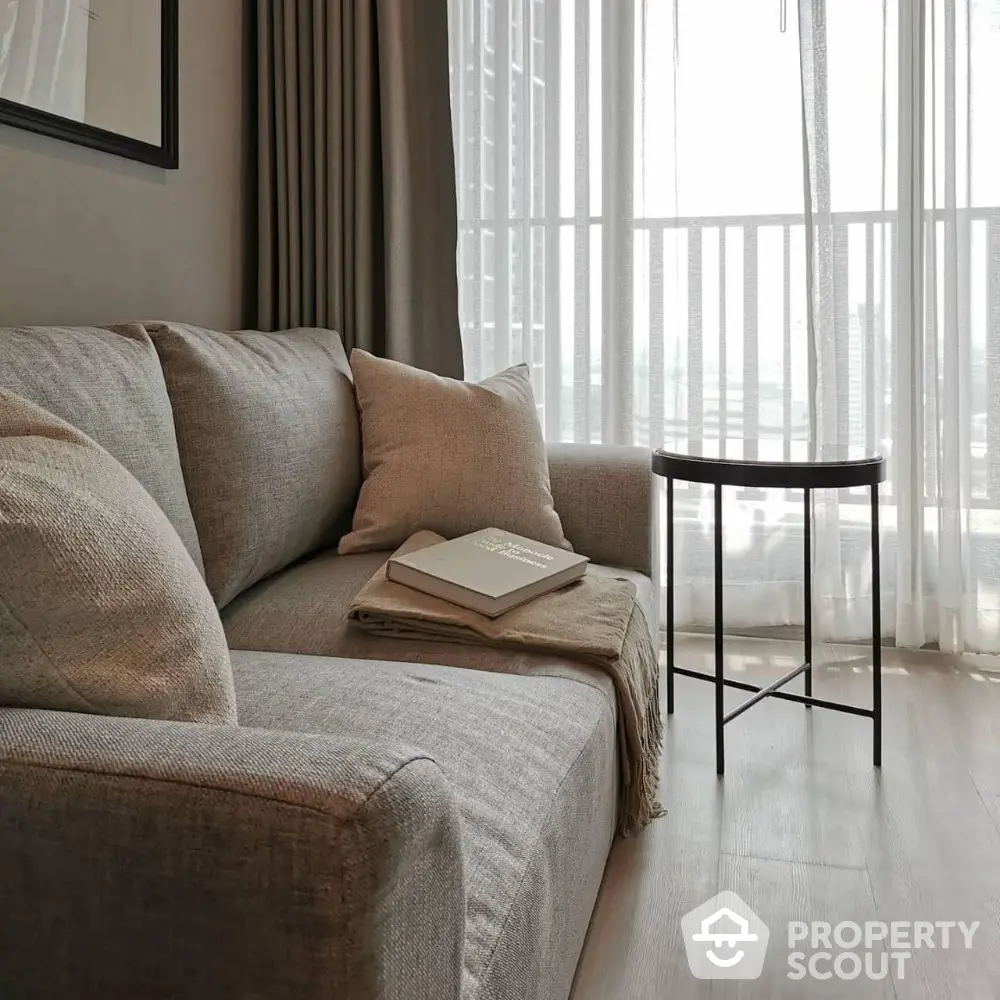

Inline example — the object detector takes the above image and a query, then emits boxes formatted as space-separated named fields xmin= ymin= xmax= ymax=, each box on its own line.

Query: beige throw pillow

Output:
xmin=339 ymin=351 xmax=569 ymax=555
xmin=0 ymin=392 xmax=237 ymax=724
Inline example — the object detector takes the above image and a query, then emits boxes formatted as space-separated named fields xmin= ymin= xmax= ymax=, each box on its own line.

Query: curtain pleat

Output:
xmin=254 ymin=0 xmax=464 ymax=378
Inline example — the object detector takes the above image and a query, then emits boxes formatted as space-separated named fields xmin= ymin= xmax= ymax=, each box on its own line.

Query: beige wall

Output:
xmin=0 ymin=0 xmax=246 ymax=330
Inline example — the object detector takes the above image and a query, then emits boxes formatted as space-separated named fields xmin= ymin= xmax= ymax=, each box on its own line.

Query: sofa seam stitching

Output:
xmin=357 ymin=753 xmax=444 ymax=808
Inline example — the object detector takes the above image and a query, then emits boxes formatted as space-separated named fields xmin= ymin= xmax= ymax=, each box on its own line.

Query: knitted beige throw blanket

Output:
xmin=349 ymin=531 xmax=663 ymax=834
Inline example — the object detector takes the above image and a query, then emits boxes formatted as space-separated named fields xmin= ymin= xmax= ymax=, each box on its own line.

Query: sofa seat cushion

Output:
xmin=230 ymin=649 xmax=618 ymax=1000
xmin=222 ymin=549 xmax=655 ymax=697
xmin=0 ymin=324 xmax=204 ymax=574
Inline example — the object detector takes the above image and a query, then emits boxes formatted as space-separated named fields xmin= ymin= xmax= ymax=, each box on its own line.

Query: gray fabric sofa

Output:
xmin=0 ymin=324 xmax=657 ymax=1000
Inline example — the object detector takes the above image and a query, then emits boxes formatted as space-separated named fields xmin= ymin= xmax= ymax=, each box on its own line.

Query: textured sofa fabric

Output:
xmin=0 ymin=707 xmax=465 ymax=1000
xmin=0 ymin=394 xmax=236 ymax=724
xmin=0 ymin=324 xmax=204 ymax=573
xmin=547 ymin=442 xmax=657 ymax=576
xmin=231 ymin=650 xmax=618 ymax=1000
xmin=146 ymin=323 xmax=362 ymax=608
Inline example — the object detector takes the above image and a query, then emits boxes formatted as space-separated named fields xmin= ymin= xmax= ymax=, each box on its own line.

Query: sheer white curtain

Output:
xmin=449 ymin=0 xmax=1000 ymax=653
xmin=800 ymin=0 xmax=1000 ymax=651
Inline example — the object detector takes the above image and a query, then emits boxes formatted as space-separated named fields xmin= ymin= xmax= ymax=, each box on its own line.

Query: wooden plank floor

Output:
xmin=570 ymin=635 xmax=1000 ymax=999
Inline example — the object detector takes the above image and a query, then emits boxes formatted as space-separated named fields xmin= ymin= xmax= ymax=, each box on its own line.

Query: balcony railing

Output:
xmin=458 ymin=207 xmax=1000 ymax=510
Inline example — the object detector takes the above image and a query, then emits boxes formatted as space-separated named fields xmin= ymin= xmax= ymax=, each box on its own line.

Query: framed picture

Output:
xmin=0 ymin=0 xmax=178 ymax=168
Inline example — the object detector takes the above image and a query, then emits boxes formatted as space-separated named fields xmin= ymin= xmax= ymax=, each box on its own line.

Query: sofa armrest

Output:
xmin=0 ymin=708 xmax=465 ymax=1000
xmin=547 ymin=443 xmax=655 ymax=576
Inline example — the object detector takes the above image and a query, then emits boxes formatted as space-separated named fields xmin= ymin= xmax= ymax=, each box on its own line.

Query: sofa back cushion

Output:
xmin=146 ymin=323 xmax=361 ymax=608
xmin=0 ymin=324 xmax=204 ymax=574
xmin=0 ymin=392 xmax=236 ymax=724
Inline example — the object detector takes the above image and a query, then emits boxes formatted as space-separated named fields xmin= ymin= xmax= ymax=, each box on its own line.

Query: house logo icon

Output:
xmin=681 ymin=891 xmax=770 ymax=979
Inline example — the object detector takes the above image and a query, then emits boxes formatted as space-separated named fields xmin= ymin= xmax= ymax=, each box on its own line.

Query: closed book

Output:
xmin=386 ymin=528 xmax=588 ymax=617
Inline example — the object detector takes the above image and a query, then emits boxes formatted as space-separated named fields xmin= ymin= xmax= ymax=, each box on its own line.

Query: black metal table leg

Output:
xmin=804 ymin=487 xmax=812 ymax=704
xmin=715 ymin=483 xmax=725 ymax=776
xmin=666 ymin=477 xmax=674 ymax=715
xmin=871 ymin=484 xmax=882 ymax=767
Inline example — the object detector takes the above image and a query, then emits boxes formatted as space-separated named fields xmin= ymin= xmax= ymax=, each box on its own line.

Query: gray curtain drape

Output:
xmin=254 ymin=0 xmax=464 ymax=378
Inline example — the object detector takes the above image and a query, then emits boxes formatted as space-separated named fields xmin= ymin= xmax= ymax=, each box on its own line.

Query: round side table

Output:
xmin=652 ymin=444 xmax=887 ymax=776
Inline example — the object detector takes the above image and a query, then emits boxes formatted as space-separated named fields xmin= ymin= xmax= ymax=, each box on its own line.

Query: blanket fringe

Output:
xmin=615 ymin=605 xmax=665 ymax=837
xmin=618 ymin=678 xmax=664 ymax=833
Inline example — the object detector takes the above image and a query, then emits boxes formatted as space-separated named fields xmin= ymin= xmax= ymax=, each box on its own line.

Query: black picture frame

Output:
xmin=0 ymin=0 xmax=179 ymax=169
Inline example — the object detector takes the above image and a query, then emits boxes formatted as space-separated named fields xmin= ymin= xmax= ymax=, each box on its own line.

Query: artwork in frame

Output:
xmin=0 ymin=0 xmax=178 ymax=168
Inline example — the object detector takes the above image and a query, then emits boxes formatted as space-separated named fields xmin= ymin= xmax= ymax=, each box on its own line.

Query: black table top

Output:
xmin=652 ymin=444 xmax=886 ymax=489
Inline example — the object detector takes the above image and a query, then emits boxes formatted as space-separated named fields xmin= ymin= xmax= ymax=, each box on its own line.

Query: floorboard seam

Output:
xmin=972 ymin=782 xmax=1000 ymax=839
xmin=718 ymin=850 xmax=866 ymax=872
